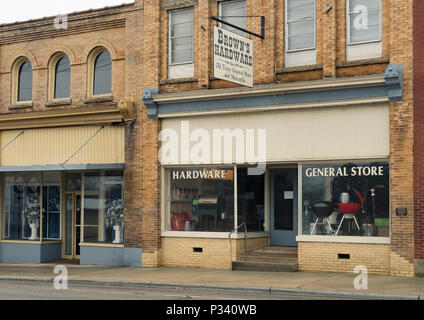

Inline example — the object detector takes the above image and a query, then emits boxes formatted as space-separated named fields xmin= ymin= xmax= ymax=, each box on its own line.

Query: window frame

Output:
xmin=168 ymin=7 xmax=194 ymax=67
xmin=284 ymin=0 xmax=317 ymax=53
xmin=87 ymin=47 xmax=112 ymax=98
xmin=48 ymin=53 xmax=71 ymax=101
xmin=346 ymin=0 xmax=382 ymax=46
xmin=218 ymin=0 xmax=247 ymax=37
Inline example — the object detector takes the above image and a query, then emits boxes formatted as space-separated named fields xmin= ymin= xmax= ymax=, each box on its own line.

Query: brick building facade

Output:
xmin=0 ymin=0 xmax=422 ymax=277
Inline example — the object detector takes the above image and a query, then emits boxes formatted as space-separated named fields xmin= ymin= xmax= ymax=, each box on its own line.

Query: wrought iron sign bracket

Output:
xmin=210 ymin=16 xmax=265 ymax=40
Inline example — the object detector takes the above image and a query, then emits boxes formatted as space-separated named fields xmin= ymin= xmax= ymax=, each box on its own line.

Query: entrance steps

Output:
xmin=232 ymin=246 xmax=298 ymax=272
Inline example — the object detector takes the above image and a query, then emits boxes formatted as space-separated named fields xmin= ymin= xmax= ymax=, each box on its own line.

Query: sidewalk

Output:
xmin=0 ymin=263 xmax=423 ymax=299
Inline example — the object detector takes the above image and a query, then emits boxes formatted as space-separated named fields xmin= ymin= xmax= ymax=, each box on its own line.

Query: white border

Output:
xmin=296 ymin=235 xmax=390 ymax=244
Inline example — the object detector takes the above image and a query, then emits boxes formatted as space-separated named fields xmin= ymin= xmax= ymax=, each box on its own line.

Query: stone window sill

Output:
xmin=9 ymin=102 xmax=34 ymax=110
xmin=45 ymin=98 xmax=72 ymax=107
xmin=160 ymin=77 xmax=198 ymax=85
xmin=336 ymin=57 xmax=390 ymax=68
xmin=84 ymin=94 xmax=114 ymax=104
xmin=276 ymin=64 xmax=323 ymax=74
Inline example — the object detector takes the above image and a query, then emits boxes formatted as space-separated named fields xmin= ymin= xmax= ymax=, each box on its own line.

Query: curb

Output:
xmin=0 ymin=276 xmax=421 ymax=300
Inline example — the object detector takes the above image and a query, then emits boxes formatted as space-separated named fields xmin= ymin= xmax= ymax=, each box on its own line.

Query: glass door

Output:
xmin=64 ymin=193 xmax=81 ymax=259
xmin=270 ymin=168 xmax=298 ymax=246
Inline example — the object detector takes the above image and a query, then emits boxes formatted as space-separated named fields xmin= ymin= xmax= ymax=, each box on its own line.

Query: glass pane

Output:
xmin=220 ymin=0 xmax=246 ymax=36
xmin=350 ymin=11 xmax=380 ymax=43
xmin=104 ymin=184 xmax=123 ymax=243
xmin=54 ymin=56 xmax=71 ymax=99
xmin=42 ymin=186 xmax=61 ymax=239
xmin=18 ymin=61 xmax=32 ymax=102
xmin=169 ymin=168 xmax=234 ymax=232
xmin=301 ymin=162 xmax=390 ymax=237
xmin=93 ymin=51 xmax=111 ymax=95
xmin=274 ymin=171 xmax=294 ymax=230
xmin=171 ymin=37 xmax=193 ymax=64
xmin=349 ymin=0 xmax=379 ymax=12
xmin=287 ymin=3 xmax=315 ymax=21
xmin=65 ymin=172 xmax=81 ymax=191
xmin=287 ymin=0 xmax=315 ymax=7
xmin=83 ymin=226 xmax=98 ymax=244
xmin=84 ymin=172 xmax=100 ymax=192
xmin=2 ymin=172 xmax=41 ymax=240
xmin=287 ymin=20 xmax=315 ymax=50
xmin=65 ymin=194 xmax=72 ymax=255
xmin=84 ymin=195 xmax=99 ymax=226
xmin=237 ymin=168 xmax=265 ymax=232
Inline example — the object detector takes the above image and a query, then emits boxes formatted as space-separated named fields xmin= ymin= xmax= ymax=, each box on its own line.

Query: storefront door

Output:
xmin=270 ymin=168 xmax=298 ymax=247
xmin=64 ymin=193 xmax=82 ymax=259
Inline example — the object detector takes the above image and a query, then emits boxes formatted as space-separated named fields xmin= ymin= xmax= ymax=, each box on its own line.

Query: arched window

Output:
xmin=93 ymin=50 xmax=111 ymax=96
xmin=54 ymin=56 xmax=71 ymax=99
xmin=18 ymin=60 xmax=32 ymax=102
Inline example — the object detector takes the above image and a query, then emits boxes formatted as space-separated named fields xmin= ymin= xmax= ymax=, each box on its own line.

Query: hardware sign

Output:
xmin=213 ymin=26 xmax=254 ymax=87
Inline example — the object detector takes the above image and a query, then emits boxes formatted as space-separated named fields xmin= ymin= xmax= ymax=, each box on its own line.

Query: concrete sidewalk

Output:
xmin=0 ymin=263 xmax=423 ymax=299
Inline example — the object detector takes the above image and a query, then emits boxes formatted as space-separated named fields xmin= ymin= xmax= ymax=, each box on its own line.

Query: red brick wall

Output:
xmin=414 ymin=0 xmax=424 ymax=260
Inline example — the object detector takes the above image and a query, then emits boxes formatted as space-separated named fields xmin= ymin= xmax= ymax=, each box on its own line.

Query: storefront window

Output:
xmin=168 ymin=167 xmax=234 ymax=232
xmin=82 ymin=170 xmax=124 ymax=243
xmin=237 ymin=168 xmax=265 ymax=232
xmin=301 ymin=162 xmax=389 ymax=237
xmin=2 ymin=172 xmax=41 ymax=240
xmin=42 ymin=172 xmax=61 ymax=240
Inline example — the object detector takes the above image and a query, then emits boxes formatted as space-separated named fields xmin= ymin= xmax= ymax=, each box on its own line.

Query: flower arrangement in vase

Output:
xmin=105 ymin=199 xmax=124 ymax=243
xmin=22 ymin=196 xmax=41 ymax=240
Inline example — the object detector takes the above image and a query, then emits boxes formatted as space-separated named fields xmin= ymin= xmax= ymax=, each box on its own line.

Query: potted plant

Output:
xmin=105 ymin=199 xmax=124 ymax=244
xmin=22 ymin=196 xmax=41 ymax=240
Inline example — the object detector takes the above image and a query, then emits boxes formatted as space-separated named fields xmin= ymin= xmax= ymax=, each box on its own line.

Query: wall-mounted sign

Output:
xmin=172 ymin=168 xmax=234 ymax=181
xmin=396 ymin=208 xmax=408 ymax=216
xmin=304 ymin=165 xmax=385 ymax=178
xmin=213 ymin=26 xmax=253 ymax=87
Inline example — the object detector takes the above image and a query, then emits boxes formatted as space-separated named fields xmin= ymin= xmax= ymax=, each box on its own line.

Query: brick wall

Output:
xmin=414 ymin=0 xmax=424 ymax=265
xmin=162 ymin=237 xmax=268 ymax=269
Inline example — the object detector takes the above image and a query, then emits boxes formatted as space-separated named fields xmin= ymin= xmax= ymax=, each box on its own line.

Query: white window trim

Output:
xmin=346 ymin=0 xmax=382 ymax=46
xmin=168 ymin=7 xmax=194 ymax=67
xmin=284 ymin=0 xmax=317 ymax=53
xmin=218 ymin=0 xmax=247 ymax=37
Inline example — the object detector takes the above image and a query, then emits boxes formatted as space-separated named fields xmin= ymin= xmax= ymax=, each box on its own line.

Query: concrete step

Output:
xmin=238 ymin=253 xmax=298 ymax=264
xmin=232 ymin=261 xmax=298 ymax=272
xmin=256 ymin=246 xmax=298 ymax=254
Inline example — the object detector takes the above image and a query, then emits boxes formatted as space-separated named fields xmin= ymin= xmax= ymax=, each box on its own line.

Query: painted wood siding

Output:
xmin=161 ymin=104 xmax=389 ymax=164
xmin=0 ymin=125 xmax=125 ymax=166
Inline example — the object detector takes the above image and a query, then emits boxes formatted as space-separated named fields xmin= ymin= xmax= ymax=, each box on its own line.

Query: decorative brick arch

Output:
xmin=84 ymin=39 xmax=119 ymax=62
xmin=45 ymin=45 xmax=77 ymax=67
xmin=7 ymin=50 xmax=38 ymax=72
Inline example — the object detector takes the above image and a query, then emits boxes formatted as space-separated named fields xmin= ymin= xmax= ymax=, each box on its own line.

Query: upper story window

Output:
xmin=285 ymin=0 xmax=316 ymax=52
xmin=168 ymin=7 xmax=194 ymax=79
xmin=169 ymin=7 xmax=194 ymax=66
xmin=18 ymin=60 xmax=33 ymax=102
xmin=93 ymin=50 xmax=112 ymax=96
xmin=347 ymin=0 xmax=381 ymax=45
xmin=284 ymin=0 xmax=316 ymax=67
xmin=219 ymin=0 xmax=246 ymax=36
xmin=53 ymin=56 xmax=71 ymax=99
xmin=346 ymin=0 xmax=382 ymax=61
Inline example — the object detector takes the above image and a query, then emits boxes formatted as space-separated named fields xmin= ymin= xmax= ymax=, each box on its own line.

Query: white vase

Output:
xmin=113 ymin=225 xmax=121 ymax=244
xmin=29 ymin=222 xmax=38 ymax=240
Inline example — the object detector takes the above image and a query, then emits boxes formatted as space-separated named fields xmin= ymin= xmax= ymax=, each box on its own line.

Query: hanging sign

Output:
xmin=213 ymin=26 xmax=254 ymax=87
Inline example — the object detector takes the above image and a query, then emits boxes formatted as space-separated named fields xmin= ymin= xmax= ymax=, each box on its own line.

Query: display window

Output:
xmin=301 ymin=162 xmax=389 ymax=237
xmin=165 ymin=166 xmax=266 ymax=233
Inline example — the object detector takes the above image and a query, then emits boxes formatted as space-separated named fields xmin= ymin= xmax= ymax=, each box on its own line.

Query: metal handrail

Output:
xmin=228 ymin=222 xmax=248 ymax=270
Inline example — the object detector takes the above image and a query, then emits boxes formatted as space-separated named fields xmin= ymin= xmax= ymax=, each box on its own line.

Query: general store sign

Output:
xmin=213 ymin=26 xmax=253 ymax=87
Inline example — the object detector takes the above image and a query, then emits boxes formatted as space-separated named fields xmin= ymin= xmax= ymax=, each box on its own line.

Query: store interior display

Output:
xmin=302 ymin=162 xmax=390 ymax=237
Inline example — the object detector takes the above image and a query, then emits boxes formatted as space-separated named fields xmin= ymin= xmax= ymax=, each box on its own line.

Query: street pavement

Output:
xmin=0 ymin=263 xmax=423 ymax=300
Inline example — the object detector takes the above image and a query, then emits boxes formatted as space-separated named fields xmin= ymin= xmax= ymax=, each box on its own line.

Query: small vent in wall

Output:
xmin=338 ymin=253 xmax=350 ymax=259
xmin=193 ymin=247 xmax=203 ymax=253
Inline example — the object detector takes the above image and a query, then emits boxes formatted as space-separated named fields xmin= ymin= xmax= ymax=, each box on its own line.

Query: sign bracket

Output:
xmin=210 ymin=16 xmax=265 ymax=40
